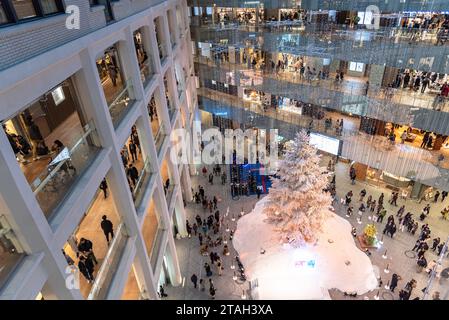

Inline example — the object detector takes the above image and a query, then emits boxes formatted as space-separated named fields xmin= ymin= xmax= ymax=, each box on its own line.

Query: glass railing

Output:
xmin=192 ymin=20 xmax=448 ymax=47
xmin=154 ymin=124 xmax=165 ymax=155
xmin=0 ymin=215 xmax=25 ymax=290
xmin=198 ymin=90 xmax=449 ymax=190
xmin=149 ymin=228 xmax=164 ymax=272
xmin=164 ymin=184 xmax=174 ymax=208
xmin=108 ymin=80 xmax=135 ymax=127
xmin=167 ymin=103 xmax=177 ymax=122
xmin=31 ymin=123 xmax=101 ymax=220
xmin=157 ymin=43 xmax=168 ymax=63
xmin=133 ymin=157 xmax=153 ymax=209
xmin=195 ymin=60 xmax=449 ymax=116
xmin=140 ymin=61 xmax=155 ymax=88
xmin=87 ymin=223 xmax=128 ymax=300
xmin=170 ymin=32 xmax=177 ymax=49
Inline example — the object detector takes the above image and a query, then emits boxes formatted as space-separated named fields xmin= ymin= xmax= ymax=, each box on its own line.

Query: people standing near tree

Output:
xmin=377 ymin=208 xmax=387 ymax=223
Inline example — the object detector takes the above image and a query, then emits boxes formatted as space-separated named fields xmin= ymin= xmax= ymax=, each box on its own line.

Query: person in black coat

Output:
xmin=78 ymin=255 xmax=95 ymax=283
xmin=191 ymin=274 xmax=198 ymax=288
xmin=129 ymin=140 xmax=138 ymax=162
xmin=390 ymin=273 xmax=401 ymax=292
xmin=99 ymin=178 xmax=108 ymax=198
xmin=77 ymin=238 xmax=98 ymax=265
xmin=127 ymin=164 xmax=139 ymax=187
xmin=100 ymin=215 xmax=114 ymax=244
xmin=204 ymin=262 xmax=212 ymax=277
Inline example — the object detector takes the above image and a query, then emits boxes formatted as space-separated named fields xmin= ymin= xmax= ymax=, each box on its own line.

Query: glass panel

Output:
xmin=0 ymin=2 xmax=9 ymax=24
xmin=32 ymin=123 xmax=101 ymax=219
xmin=133 ymin=157 xmax=153 ymax=208
xmin=154 ymin=124 xmax=165 ymax=155
xmin=140 ymin=61 xmax=154 ymax=88
xmin=12 ymin=0 xmax=36 ymax=19
xmin=40 ymin=0 xmax=58 ymax=14
xmin=165 ymin=184 xmax=174 ymax=207
xmin=141 ymin=200 xmax=161 ymax=271
xmin=0 ymin=215 xmax=25 ymax=290
xmin=108 ymin=81 xmax=135 ymax=127
xmin=149 ymin=229 xmax=164 ymax=271
xmin=87 ymin=223 xmax=128 ymax=300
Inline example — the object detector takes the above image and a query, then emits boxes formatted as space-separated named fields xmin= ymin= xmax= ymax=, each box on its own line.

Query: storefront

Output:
xmin=2 ymin=79 xmax=84 ymax=156
xmin=96 ymin=46 xmax=124 ymax=85
xmin=242 ymin=89 xmax=263 ymax=104
xmin=278 ymin=97 xmax=302 ymax=115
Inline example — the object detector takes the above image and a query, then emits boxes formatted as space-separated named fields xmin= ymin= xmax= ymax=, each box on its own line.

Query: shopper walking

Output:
xmin=77 ymin=237 xmax=98 ymax=265
xmin=126 ymin=164 xmax=139 ymax=188
xmin=78 ymin=255 xmax=95 ymax=283
xmin=129 ymin=140 xmax=138 ymax=162
xmin=99 ymin=178 xmax=108 ymax=199
xmin=100 ymin=215 xmax=114 ymax=244
xmin=390 ymin=273 xmax=401 ymax=293
xmin=191 ymin=274 xmax=198 ymax=289
xmin=199 ymin=278 xmax=205 ymax=292
xmin=442 ymin=191 xmax=448 ymax=202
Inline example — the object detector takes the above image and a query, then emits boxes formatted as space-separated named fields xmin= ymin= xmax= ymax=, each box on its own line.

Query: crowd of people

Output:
xmin=120 ymin=126 xmax=142 ymax=194
xmin=179 ymin=164 xmax=250 ymax=300
xmin=62 ymin=214 xmax=115 ymax=285
xmin=339 ymin=165 xmax=448 ymax=300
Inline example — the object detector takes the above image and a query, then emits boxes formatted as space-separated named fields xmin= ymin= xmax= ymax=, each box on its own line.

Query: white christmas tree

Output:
xmin=263 ymin=130 xmax=332 ymax=247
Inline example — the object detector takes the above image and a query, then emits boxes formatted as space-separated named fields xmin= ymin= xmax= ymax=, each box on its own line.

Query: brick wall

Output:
xmin=0 ymin=0 xmax=173 ymax=71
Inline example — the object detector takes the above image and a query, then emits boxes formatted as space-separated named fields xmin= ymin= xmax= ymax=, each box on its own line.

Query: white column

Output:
xmin=0 ymin=130 xmax=82 ymax=300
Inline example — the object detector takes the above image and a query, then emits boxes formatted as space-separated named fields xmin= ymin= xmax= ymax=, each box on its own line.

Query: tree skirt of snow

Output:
xmin=233 ymin=198 xmax=378 ymax=300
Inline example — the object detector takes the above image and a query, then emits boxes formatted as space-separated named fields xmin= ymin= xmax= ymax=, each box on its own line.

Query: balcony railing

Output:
xmin=108 ymin=80 xmax=135 ymax=127
xmin=32 ymin=123 xmax=101 ymax=219
xmin=140 ymin=61 xmax=155 ymax=89
xmin=164 ymin=184 xmax=174 ymax=208
xmin=198 ymin=90 xmax=449 ymax=190
xmin=157 ymin=43 xmax=168 ymax=63
xmin=0 ymin=215 xmax=25 ymax=290
xmin=195 ymin=60 xmax=449 ymax=119
xmin=133 ymin=157 xmax=153 ymax=209
xmin=154 ymin=123 xmax=165 ymax=155
xmin=149 ymin=228 xmax=165 ymax=272
xmin=87 ymin=223 xmax=128 ymax=300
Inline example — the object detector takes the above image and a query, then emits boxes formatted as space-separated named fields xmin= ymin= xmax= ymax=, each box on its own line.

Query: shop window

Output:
xmin=349 ymin=62 xmax=364 ymax=72
xmin=40 ymin=0 xmax=59 ymax=15
xmin=11 ymin=0 xmax=37 ymax=19
xmin=0 ymin=2 xmax=10 ymax=24
xmin=0 ymin=0 xmax=64 ymax=25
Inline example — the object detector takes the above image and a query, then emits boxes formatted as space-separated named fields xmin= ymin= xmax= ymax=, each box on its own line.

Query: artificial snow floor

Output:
xmin=233 ymin=198 xmax=379 ymax=300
